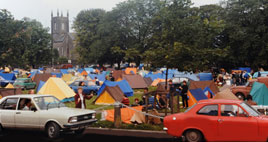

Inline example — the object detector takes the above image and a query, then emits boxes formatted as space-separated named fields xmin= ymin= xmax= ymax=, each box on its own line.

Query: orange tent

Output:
xmin=104 ymin=106 xmax=143 ymax=124
xmin=80 ymin=70 xmax=88 ymax=76
xmin=125 ymin=68 xmax=137 ymax=75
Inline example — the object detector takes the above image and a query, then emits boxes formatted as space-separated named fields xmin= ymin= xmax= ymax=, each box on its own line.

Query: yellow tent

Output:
xmin=38 ymin=77 xmax=75 ymax=100
xmin=5 ymin=83 xmax=14 ymax=88
xmin=94 ymin=86 xmax=124 ymax=105
xmin=151 ymin=78 xmax=169 ymax=87
xmin=62 ymin=74 xmax=73 ymax=82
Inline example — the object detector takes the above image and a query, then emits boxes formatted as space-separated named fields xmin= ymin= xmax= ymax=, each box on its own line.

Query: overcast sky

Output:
xmin=0 ymin=0 xmax=220 ymax=31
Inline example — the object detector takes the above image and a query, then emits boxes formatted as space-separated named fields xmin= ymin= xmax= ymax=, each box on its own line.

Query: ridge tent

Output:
xmin=151 ymin=78 xmax=171 ymax=87
xmin=250 ymin=82 xmax=268 ymax=105
xmin=51 ymin=72 xmax=62 ymax=78
xmin=36 ymin=80 xmax=45 ymax=92
xmin=62 ymin=74 xmax=73 ymax=82
xmin=88 ymin=74 xmax=106 ymax=82
xmin=125 ymin=68 xmax=137 ymax=75
xmin=173 ymin=72 xmax=199 ymax=81
xmin=80 ymin=70 xmax=88 ymax=76
xmin=198 ymin=73 xmax=213 ymax=81
xmin=144 ymin=77 xmax=153 ymax=86
xmin=60 ymin=69 xmax=69 ymax=74
xmin=33 ymin=73 xmax=52 ymax=87
xmin=5 ymin=83 xmax=14 ymax=88
xmin=187 ymin=88 xmax=208 ymax=107
xmin=84 ymin=68 xmax=94 ymax=74
xmin=213 ymin=88 xmax=238 ymax=100
xmin=38 ymin=77 xmax=75 ymax=102
xmin=77 ymin=69 xmax=84 ymax=73
xmin=189 ymin=80 xmax=219 ymax=95
xmin=122 ymin=74 xmax=148 ymax=89
xmin=0 ymin=73 xmax=16 ymax=81
xmin=97 ymin=80 xmax=133 ymax=97
xmin=144 ymin=73 xmax=163 ymax=81
xmin=93 ymin=85 xmax=125 ymax=105
xmin=112 ymin=70 xmax=125 ymax=81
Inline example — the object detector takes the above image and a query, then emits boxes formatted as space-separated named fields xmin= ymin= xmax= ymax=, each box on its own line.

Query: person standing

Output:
xmin=75 ymin=87 xmax=93 ymax=109
xmin=179 ymin=81 xmax=188 ymax=108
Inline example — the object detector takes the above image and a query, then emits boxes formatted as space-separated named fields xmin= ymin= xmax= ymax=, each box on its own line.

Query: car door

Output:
xmin=0 ymin=98 xmax=19 ymax=128
xmin=15 ymin=98 xmax=40 ymax=129
xmin=218 ymin=104 xmax=258 ymax=141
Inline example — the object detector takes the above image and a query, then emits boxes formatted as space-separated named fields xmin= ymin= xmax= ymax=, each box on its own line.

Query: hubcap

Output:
xmin=187 ymin=131 xmax=199 ymax=141
xmin=48 ymin=126 xmax=55 ymax=137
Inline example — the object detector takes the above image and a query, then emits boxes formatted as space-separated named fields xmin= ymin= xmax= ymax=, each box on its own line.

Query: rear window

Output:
xmin=197 ymin=105 xmax=218 ymax=116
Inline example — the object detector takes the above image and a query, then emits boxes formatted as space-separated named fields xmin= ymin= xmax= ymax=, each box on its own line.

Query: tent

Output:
xmin=51 ymin=72 xmax=62 ymax=78
xmin=88 ymin=74 xmax=106 ymax=82
xmin=0 ymin=73 xmax=16 ymax=81
xmin=151 ymin=78 xmax=170 ymax=87
xmin=94 ymin=85 xmax=124 ymax=105
xmin=80 ymin=70 xmax=88 ymax=76
xmin=36 ymin=80 xmax=45 ymax=92
xmin=250 ymin=82 xmax=268 ymax=105
xmin=112 ymin=70 xmax=125 ymax=81
xmin=5 ymin=83 xmax=14 ymax=88
xmin=102 ymin=106 xmax=143 ymax=124
xmin=122 ymin=74 xmax=148 ymax=89
xmin=84 ymin=68 xmax=95 ymax=73
xmin=144 ymin=77 xmax=153 ymax=86
xmin=33 ymin=73 xmax=52 ymax=87
xmin=239 ymin=67 xmax=251 ymax=73
xmin=125 ymin=68 xmax=137 ymax=75
xmin=198 ymin=73 xmax=213 ymax=81
xmin=60 ymin=69 xmax=69 ymax=74
xmin=219 ymin=84 xmax=231 ymax=92
xmin=173 ymin=72 xmax=199 ymax=81
xmin=77 ymin=69 xmax=84 ymax=73
xmin=62 ymin=74 xmax=73 ymax=82
xmin=213 ymin=88 xmax=238 ymax=100
xmin=38 ymin=77 xmax=75 ymax=101
xmin=203 ymin=87 xmax=215 ymax=98
xmin=98 ymin=80 xmax=133 ymax=97
xmin=189 ymin=80 xmax=219 ymax=95
xmin=187 ymin=88 xmax=208 ymax=107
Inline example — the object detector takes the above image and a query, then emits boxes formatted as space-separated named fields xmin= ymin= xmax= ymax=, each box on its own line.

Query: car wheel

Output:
xmin=46 ymin=122 xmax=60 ymax=139
xmin=74 ymin=128 xmax=85 ymax=135
xmin=0 ymin=124 xmax=3 ymax=136
xmin=184 ymin=129 xmax=203 ymax=142
xmin=236 ymin=93 xmax=245 ymax=100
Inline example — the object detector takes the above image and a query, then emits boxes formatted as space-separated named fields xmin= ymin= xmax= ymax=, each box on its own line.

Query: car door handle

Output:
xmin=16 ymin=112 xmax=21 ymax=114
xmin=218 ymin=119 xmax=223 ymax=122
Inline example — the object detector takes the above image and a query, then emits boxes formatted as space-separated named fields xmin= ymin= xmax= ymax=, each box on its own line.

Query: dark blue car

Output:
xmin=69 ymin=81 xmax=100 ymax=95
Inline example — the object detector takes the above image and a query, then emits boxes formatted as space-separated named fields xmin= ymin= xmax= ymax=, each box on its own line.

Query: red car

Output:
xmin=164 ymin=99 xmax=267 ymax=142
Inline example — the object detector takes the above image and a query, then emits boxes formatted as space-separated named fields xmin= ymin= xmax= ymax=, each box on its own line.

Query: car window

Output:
xmin=197 ymin=105 xmax=218 ymax=116
xmin=0 ymin=98 xmax=18 ymax=110
xmin=18 ymin=98 xmax=37 ymax=111
xmin=73 ymin=82 xmax=79 ymax=86
xmin=221 ymin=105 xmax=238 ymax=117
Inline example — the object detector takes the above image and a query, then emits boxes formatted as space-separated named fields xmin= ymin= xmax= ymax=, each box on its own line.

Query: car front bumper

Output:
xmin=63 ymin=119 xmax=97 ymax=130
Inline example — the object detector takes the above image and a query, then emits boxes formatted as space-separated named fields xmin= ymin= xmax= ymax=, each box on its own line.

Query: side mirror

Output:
xmin=31 ymin=107 xmax=37 ymax=112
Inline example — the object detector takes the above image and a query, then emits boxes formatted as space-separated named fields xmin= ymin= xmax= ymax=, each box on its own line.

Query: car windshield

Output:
xmin=240 ymin=102 xmax=260 ymax=117
xmin=34 ymin=96 xmax=66 ymax=110
xmin=184 ymin=103 xmax=197 ymax=113
xmin=15 ymin=79 xmax=25 ymax=83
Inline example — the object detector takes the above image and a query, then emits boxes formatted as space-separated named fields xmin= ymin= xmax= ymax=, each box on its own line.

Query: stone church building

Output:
xmin=51 ymin=11 xmax=77 ymax=62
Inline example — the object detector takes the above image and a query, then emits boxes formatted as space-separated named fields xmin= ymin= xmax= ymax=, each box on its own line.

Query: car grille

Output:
xmin=77 ymin=113 xmax=93 ymax=122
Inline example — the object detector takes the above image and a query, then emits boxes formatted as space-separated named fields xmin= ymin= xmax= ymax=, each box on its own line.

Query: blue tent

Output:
xmin=0 ymin=73 xmax=16 ymax=80
xmin=198 ymin=73 xmax=213 ymax=81
xmin=85 ymin=68 xmax=94 ymax=73
xmin=29 ymin=71 xmax=38 ymax=78
xmin=77 ymin=69 xmax=84 ymax=73
xmin=144 ymin=73 xmax=166 ymax=81
xmin=253 ymin=71 xmax=268 ymax=78
xmin=60 ymin=69 xmax=69 ymax=74
xmin=97 ymin=80 xmax=134 ymax=97
xmin=88 ymin=74 xmax=106 ymax=82
xmin=203 ymin=87 xmax=215 ymax=98
xmin=250 ymin=82 xmax=268 ymax=105
xmin=51 ymin=72 xmax=62 ymax=78
xmin=37 ymin=80 xmax=45 ymax=92
xmin=238 ymin=67 xmax=251 ymax=73
xmin=173 ymin=71 xmax=199 ymax=81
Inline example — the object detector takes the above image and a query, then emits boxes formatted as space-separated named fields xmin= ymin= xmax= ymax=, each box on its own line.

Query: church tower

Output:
xmin=51 ymin=10 xmax=76 ymax=61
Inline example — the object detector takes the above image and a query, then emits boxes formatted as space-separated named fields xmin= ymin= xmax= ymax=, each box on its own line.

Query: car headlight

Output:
xmin=68 ymin=116 xmax=78 ymax=123
xmin=92 ymin=113 xmax=96 ymax=119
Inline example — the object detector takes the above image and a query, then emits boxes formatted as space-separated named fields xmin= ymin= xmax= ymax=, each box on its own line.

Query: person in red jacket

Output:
xmin=75 ymin=87 xmax=93 ymax=109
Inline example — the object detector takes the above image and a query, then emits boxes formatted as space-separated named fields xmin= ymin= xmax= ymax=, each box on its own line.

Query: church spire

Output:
xmin=57 ymin=9 xmax=59 ymax=16
xmin=51 ymin=10 xmax=53 ymax=17
xmin=67 ymin=10 xmax=69 ymax=18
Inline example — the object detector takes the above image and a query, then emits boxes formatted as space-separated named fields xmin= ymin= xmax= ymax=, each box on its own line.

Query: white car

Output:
xmin=0 ymin=94 xmax=97 ymax=139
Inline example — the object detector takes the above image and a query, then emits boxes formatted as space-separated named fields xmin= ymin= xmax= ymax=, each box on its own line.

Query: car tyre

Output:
xmin=184 ymin=129 xmax=203 ymax=142
xmin=0 ymin=124 xmax=3 ymax=136
xmin=236 ymin=93 xmax=245 ymax=100
xmin=46 ymin=122 xmax=60 ymax=139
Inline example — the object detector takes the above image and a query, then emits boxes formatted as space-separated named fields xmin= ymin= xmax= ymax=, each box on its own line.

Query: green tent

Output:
xmin=250 ymin=82 xmax=268 ymax=105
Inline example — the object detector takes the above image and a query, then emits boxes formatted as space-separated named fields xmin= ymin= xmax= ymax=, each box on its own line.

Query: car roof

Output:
xmin=198 ymin=99 xmax=243 ymax=104
xmin=2 ymin=94 xmax=52 ymax=99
